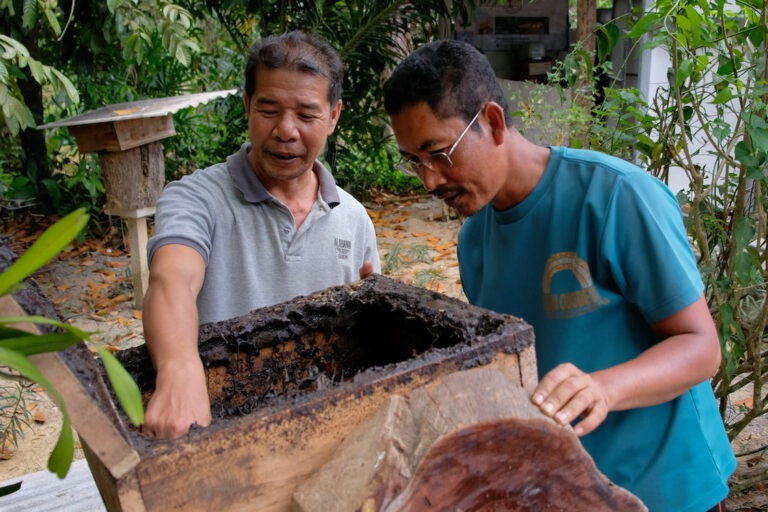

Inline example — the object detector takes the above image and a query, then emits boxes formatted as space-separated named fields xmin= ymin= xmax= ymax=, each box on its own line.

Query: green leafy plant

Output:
xmin=0 ymin=380 xmax=32 ymax=455
xmin=0 ymin=208 xmax=144 ymax=486
xmin=414 ymin=267 xmax=447 ymax=291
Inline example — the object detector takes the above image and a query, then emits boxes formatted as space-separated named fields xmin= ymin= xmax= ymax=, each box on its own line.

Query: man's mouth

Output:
xmin=268 ymin=150 xmax=301 ymax=161
xmin=435 ymin=190 xmax=462 ymax=205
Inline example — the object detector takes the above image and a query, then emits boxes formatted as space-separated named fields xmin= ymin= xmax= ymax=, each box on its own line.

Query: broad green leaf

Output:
xmin=745 ymin=114 xmax=768 ymax=153
xmin=0 ymin=60 xmax=8 ymax=84
xmin=0 ymin=333 xmax=81 ymax=355
xmin=711 ymin=86 xmax=732 ymax=104
xmin=0 ymin=35 xmax=30 ymax=59
xmin=0 ymin=316 xmax=90 ymax=339
xmin=27 ymin=59 xmax=44 ymax=83
xmin=0 ymin=347 xmax=73 ymax=477
xmin=596 ymin=22 xmax=620 ymax=63
xmin=627 ymin=13 xmax=661 ymax=39
xmin=637 ymin=133 xmax=655 ymax=147
xmin=22 ymin=0 xmax=38 ymax=30
xmin=748 ymin=24 xmax=764 ymax=46
xmin=175 ymin=44 xmax=189 ymax=67
xmin=107 ymin=0 xmax=125 ymax=14
xmin=0 ymin=209 xmax=88 ymax=297
xmin=98 ymin=348 xmax=144 ymax=426
xmin=716 ymin=60 xmax=734 ymax=76
xmin=683 ymin=6 xmax=702 ymax=40
xmin=710 ymin=118 xmax=731 ymax=141
xmin=734 ymin=216 xmax=755 ymax=251
xmin=43 ymin=7 xmax=61 ymax=36
xmin=735 ymin=252 xmax=754 ymax=285
xmin=677 ymin=58 xmax=693 ymax=87
xmin=50 ymin=68 xmax=79 ymax=104
xmin=676 ymin=14 xmax=691 ymax=34
xmin=734 ymin=141 xmax=759 ymax=168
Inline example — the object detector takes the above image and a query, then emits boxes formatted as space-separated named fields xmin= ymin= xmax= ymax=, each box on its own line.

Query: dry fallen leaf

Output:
xmin=33 ymin=411 xmax=46 ymax=423
xmin=734 ymin=397 xmax=754 ymax=409
xmin=133 ymin=311 xmax=143 ymax=320
xmin=0 ymin=446 xmax=16 ymax=460
xmin=53 ymin=293 xmax=73 ymax=306
xmin=105 ymin=260 xmax=130 ymax=268
xmin=56 ymin=284 xmax=73 ymax=291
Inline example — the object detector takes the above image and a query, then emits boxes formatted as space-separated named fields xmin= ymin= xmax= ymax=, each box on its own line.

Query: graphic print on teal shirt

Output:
xmin=542 ymin=252 xmax=610 ymax=319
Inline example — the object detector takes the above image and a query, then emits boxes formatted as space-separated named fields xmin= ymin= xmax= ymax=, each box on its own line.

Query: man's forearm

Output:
xmin=143 ymin=273 xmax=201 ymax=373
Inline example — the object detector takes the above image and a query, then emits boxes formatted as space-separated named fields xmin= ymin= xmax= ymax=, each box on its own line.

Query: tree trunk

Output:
xmin=18 ymin=25 xmax=51 ymax=183
xmin=293 ymin=364 xmax=647 ymax=512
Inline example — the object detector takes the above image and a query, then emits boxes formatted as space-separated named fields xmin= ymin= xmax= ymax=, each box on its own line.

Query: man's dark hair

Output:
xmin=245 ymin=31 xmax=343 ymax=106
xmin=384 ymin=40 xmax=512 ymax=126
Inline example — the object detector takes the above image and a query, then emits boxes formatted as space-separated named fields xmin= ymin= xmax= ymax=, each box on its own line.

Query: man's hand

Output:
xmin=359 ymin=260 xmax=375 ymax=279
xmin=531 ymin=363 xmax=610 ymax=437
xmin=531 ymin=296 xmax=720 ymax=437
xmin=142 ymin=359 xmax=211 ymax=439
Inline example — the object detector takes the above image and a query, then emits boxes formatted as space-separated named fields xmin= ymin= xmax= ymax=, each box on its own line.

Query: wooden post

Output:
xmin=71 ymin=124 xmax=170 ymax=309
xmin=104 ymin=207 xmax=156 ymax=310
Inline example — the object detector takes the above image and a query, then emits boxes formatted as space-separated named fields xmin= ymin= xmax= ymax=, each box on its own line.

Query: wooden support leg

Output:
xmin=124 ymin=216 xmax=149 ymax=310
xmin=106 ymin=207 xmax=155 ymax=310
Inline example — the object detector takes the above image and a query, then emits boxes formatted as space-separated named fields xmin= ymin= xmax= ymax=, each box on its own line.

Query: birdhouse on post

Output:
xmin=39 ymin=90 xmax=238 ymax=308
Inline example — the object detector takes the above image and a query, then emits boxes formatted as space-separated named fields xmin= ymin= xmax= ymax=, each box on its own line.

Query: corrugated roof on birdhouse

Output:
xmin=37 ymin=89 xmax=238 ymax=154
xmin=38 ymin=89 xmax=238 ymax=129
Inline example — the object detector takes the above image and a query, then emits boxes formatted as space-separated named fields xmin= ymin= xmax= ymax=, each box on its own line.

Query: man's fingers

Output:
xmin=532 ymin=362 xmax=582 ymax=413
xmin=553 ymin=387 xmax=603 ymax=426
xmin=573 ymin=402 xmax=608 ymax=437
xmin=359 ymin=261 xmax=375 ymax=279
xmin=532 ymin=362 xmax=610 ymax=435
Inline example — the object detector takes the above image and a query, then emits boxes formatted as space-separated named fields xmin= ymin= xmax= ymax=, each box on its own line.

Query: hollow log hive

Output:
xmin=17 ymin=272 xmax=538 ymax=511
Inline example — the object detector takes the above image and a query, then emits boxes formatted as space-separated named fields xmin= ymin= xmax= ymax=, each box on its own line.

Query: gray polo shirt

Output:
xmin=147 ymin=143 xmax=380 ymax=324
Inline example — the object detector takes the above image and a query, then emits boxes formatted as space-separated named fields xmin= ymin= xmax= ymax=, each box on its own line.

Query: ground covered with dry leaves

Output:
xmin=0 ymin=195 xmax=766 ymax=510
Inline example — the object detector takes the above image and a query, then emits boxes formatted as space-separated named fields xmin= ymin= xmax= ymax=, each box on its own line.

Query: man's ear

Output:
xmin=484 ymin=101 xmax=508 ymax=145
xmin=243 ymin=92 xmax=251 ymax=115
xmin=328 ymin=99 xmax=342 ymax=134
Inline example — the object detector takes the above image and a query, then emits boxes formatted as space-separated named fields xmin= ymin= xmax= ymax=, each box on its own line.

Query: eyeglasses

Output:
xmin=396 ymin=108 xmax=482 ymax=177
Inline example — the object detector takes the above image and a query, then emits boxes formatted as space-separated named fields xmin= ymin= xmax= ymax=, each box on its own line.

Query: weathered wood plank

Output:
xmin=69 ymin=116 xmax=175 ymax=153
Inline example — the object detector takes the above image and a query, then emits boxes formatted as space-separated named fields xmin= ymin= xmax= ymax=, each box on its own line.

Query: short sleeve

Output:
xmin=599 ymin=172 xmax=703 ymax=324
xmin=146 ymin=172 xmax=216 ymax=265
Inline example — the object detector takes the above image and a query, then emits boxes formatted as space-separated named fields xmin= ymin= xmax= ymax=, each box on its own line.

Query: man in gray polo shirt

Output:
xmin=142 ymin=31 xmax=381 ymax=439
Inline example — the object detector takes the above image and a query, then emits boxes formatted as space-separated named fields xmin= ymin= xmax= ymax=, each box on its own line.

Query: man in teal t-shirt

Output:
xmin=383 ymin=40 xmax=735 ymax=511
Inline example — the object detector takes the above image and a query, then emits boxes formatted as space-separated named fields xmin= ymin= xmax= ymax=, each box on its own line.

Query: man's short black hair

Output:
xmin=384 ymin=40 xmax=512 ymax=126
xmin=245 ymin=31 xmax=343 ymax=106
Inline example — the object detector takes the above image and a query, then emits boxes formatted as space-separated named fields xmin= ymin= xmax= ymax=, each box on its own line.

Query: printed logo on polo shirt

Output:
xmin=334 ymin=237 xmax=351 ymax=260
xmin=542 ymin=252 xmax=609 ymax=319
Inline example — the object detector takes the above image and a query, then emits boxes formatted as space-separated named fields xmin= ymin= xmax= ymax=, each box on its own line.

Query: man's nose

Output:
xmin=421 ymin=166 xmax=446 ymax=191
xmin=273 ymin=113 xmax=299 ymax=140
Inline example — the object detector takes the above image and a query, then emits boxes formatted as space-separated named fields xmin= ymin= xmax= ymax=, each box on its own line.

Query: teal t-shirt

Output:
xmin=458 ymin=146 xmax=735 ymax=511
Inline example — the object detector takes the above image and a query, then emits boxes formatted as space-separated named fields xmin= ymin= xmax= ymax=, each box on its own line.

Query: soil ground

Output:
xmin=1 ymin=195 xmax=767 ymax=510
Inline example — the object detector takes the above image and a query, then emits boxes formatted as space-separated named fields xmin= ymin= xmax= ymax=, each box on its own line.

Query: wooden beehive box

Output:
xmin=45 ymin=275 xmax=536 ymax=511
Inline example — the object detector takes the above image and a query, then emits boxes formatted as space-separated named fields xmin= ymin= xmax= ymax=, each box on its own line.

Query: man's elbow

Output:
xmin=702 ymin=332 xmax=722 ymax=378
